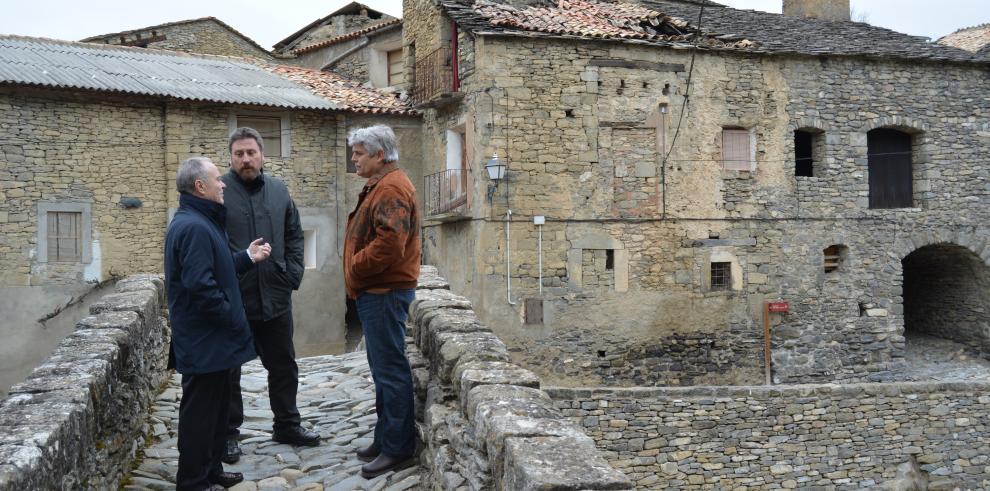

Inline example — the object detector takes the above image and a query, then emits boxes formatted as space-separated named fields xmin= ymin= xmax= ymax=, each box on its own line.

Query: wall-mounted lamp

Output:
xmin=485 ymin=151 xmax=506 ymax=181
xmin=485 ymin=151 xmax=506 ymax=202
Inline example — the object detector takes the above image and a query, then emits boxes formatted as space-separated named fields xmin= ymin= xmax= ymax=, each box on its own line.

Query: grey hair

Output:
xmin=347 ymin=125 xmax=398 ymax=163
xmin=229 ymin=127 xmax=264 ymax=153
xmin=176 ymin=157 xmax=213 ymax=194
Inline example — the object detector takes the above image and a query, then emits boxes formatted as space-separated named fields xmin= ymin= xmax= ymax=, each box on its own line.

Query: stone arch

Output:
xmin=890 ymin=230 xmax=990 ymax=354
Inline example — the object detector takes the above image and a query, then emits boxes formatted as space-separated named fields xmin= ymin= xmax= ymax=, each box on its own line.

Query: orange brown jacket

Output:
xmin=343 ymin=166 xmax=421 ymax=299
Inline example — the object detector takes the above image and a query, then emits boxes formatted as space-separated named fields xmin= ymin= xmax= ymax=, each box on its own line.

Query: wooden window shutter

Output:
xmin=722 ymin=129 xmax=753 ymax=171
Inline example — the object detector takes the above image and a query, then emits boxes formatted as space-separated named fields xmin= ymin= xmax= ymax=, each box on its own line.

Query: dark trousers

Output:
xmin=177 ymin=369 xmax=231 ymax=491
xmin=356 ymin=289 xmax=416 ymax=458
xmin=227 ymin=310 xmax=301 ymax=435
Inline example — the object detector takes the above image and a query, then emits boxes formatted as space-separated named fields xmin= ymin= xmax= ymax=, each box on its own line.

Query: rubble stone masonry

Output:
xmin=550 ymin=382 xmax=990 ymax=489
xmin=418 ymin=33 xmax=990 ymax=385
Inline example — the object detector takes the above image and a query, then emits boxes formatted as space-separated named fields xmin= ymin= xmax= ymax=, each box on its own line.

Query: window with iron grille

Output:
xmin=710 ymin=262 xmax=731 ymax=290
xmin=47 ymin=211 xmax=82 ymax=262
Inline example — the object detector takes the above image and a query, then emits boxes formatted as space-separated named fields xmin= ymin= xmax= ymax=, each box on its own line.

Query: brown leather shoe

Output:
xmin=360 ymin=453 xmax=415 ymax=479
xmin=208 ymin=471 xmax=243 ymax=488
xmin=356 ymin=443 xmax=381 ymax=462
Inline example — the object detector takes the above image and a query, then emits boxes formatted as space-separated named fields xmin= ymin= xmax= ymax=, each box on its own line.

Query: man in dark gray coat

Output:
xmin=221 ymin=128 xmax=319 ymax=463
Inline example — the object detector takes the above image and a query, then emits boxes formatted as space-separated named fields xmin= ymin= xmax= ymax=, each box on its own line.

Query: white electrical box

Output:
xmin=533 ymin=215 xmax=545 ymax=225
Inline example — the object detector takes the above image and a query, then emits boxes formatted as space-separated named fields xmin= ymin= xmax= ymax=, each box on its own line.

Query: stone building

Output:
xmin=403 ymin=0 xmax=990 ymax=386
xmin=0 ymin=36 xmax=418 ymax=362
xmin=288 ymin=19 xmax=406 ymax=92
xmin=81 ymin=17 xmax=279 ymax=61
xmin=273 ymin=2 xmax=396 ymax=56
xmin=938 ymin=23 xmax=990 ymax=60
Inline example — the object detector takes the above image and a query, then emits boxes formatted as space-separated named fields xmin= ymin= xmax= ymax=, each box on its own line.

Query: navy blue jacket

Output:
xmin=164 ymin=193 xmax=257 ymax=374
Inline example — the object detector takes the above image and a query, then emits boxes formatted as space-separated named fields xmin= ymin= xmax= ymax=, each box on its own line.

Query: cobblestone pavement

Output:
xmin=896 ymin=333 xmax=990 ymax=381
xmin=124 ymin=351 xmax=422 ymax=491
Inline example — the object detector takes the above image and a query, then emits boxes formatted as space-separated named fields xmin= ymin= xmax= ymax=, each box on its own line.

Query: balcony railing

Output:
xmin=412 ymin=46 xmax=455 ymax=106
xmin=424 ymin=168 xmax=468 ymax=218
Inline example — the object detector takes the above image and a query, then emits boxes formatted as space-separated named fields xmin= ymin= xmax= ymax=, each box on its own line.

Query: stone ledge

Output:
xmin=502 ymin=436 xmax=634 ymax=490
xmin=89 ymin=288 xmax=158 ymax=323
xmin=414 ymin=267 xmax=630 ymax=490
xmin=455 ymin=361 xmax=541 ymax=408
xmin=0 ymin=274 xmax=168 ymax=491
xmin=544 ymin=379 xmax=990 ymax=401
xmin=435 ymin=331 xmax=510 ymax=383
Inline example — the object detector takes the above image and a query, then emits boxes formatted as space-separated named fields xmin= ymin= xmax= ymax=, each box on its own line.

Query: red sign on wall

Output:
xmin=767 ymin=301 xmax=790 ymax=313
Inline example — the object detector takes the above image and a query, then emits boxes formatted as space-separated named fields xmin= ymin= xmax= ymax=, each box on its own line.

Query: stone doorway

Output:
xmin=902 ymin=243 xmax=990 ymax=364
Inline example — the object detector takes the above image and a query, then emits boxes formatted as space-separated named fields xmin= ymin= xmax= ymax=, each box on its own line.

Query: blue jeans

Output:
xmin=356 ymin=288 xmax=416 ymax=457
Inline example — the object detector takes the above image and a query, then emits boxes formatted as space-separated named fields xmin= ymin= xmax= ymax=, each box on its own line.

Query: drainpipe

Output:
xmin=535 ymin=215 xmax=545 ymax=296
xmin=506 ymin=209 xmax=515 ymax=305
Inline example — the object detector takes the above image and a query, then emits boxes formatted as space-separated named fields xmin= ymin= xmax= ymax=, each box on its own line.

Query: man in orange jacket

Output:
xmin=342 ymin=125 xmax=421 ymax=479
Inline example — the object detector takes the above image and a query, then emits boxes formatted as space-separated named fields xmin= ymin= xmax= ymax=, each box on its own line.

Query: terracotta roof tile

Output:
xmin=267 ymin=64 xmax=416 ymax=116
xmin=293 ymin=18 xmax=403 ymax=55
xmin=447 ymin=0 xmax=756 ymax=49
xmin=938 ymin=23 xmax=990 ymax=54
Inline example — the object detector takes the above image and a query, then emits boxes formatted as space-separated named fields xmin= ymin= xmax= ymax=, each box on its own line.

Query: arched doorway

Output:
xmin=902 ymin=243 xmax=990 ymax=356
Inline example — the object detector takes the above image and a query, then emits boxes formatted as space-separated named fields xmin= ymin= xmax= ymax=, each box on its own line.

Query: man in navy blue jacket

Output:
xmin=165 ymin=156 xmax=271 ymax=491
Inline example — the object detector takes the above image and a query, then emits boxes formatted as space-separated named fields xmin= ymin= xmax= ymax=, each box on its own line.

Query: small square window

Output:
xmin=524 ymin=298 xmax=543 ymax=325
xmin=237 ymin=116 xmax=282 ymax=156
xmin=710 ymin=262 xmax=731 ymax=290
xmin=303 ymin=229 xmax=317 ymax=270
xmin=722 ymin=128 xmax=753 ymax=171
xmin=346 ymin=144 xmax=355 ymax=173
xmin=47 ymin=211 xmax=82 ymax=262
xmin=387 ymin=48 xmax=404 ymax=86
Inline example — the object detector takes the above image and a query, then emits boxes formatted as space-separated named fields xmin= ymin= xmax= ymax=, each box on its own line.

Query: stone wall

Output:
xmin=84 ymin=19 xmax=275 ymax=61
xmin=549 ymin=382 xmax=990 ymax=489
xmin=0 ymin=88 xmax=372 ymax=355
xmin=411 ymin=267 xmax=632 ymax=490
xmin=0 ymin=274 xmax=169 ymax=490
xmin=0 ymin=90 xmax=169 ymax=286
xmin=417 ymin=32 xmax=990 ymax=386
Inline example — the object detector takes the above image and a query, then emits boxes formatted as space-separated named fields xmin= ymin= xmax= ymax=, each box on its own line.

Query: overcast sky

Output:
xmin=0 ymin=0 xmax=986 ymax=50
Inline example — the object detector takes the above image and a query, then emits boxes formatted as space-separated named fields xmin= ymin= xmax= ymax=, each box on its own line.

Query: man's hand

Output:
xmin=248 ymin=238 xmax=271 ymax=263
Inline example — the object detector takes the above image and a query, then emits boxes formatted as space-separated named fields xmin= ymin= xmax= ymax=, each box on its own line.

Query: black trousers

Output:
xmin=177 ymin=369 xmax=231 ymax=491
xmin=227 ymin=310 xmax=301 ymax=435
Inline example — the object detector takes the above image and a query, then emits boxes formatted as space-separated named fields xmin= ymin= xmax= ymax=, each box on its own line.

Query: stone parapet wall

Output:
xmin=0 ymin=274 xmax=169 ymax=490
xmin=411 ymin=266 xmax=632 ymax=490
xmin=548 ymin=383 xmax=990 ymax=489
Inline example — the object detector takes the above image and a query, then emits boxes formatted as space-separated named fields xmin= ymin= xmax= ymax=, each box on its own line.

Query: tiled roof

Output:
xmin=274 ymin=2 xmax=390 ymax=52
xmin=443 ymin=0 xmax=756 ymax=49
xmin=441 ymin=0 xmax=987 ymax=64
xmin=80 ymin=17 xmax=272 ymax=57
xmin=937 ymin=23 xmax=990 ymax=55
xmin=293 ymin=19 xmax=403 ymax=55
xmin=639 ymin=0 xmax=987 ymax=63
xmin=0 ymin=35 xmax=335 ymax=109
xmin=268 ymin=65 xmax=416 ymax=116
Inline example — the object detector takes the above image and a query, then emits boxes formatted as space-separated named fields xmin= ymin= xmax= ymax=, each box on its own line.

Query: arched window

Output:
xmin=867 ymin=128 xmax=913 ymax=208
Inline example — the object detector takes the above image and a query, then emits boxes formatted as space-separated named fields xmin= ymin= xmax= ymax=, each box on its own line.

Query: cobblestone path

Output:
xmin=124 ymin=352 xmax=422 ymax=491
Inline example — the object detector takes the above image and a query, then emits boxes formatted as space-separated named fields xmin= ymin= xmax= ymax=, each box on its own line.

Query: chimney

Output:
xmin=782 ymin=0 xmax=850 ymax=22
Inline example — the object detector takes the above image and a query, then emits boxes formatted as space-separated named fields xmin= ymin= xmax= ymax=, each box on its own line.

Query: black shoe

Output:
xmin=272 ymin=425 xmax=320 ymax=447
xmin=356 ymin=443 xmax=381 ymax=462
xmin=360 ymin=453 xmax=415 ymax=479
xmin=221 ymin=438 xmax=240 ymax=464
xmin=208 ymin=471 xmax=243 ymax=488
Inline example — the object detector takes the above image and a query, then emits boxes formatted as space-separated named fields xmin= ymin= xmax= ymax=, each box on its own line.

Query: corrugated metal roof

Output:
xmin=0 ymin=35 xmax=338 ymax=110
